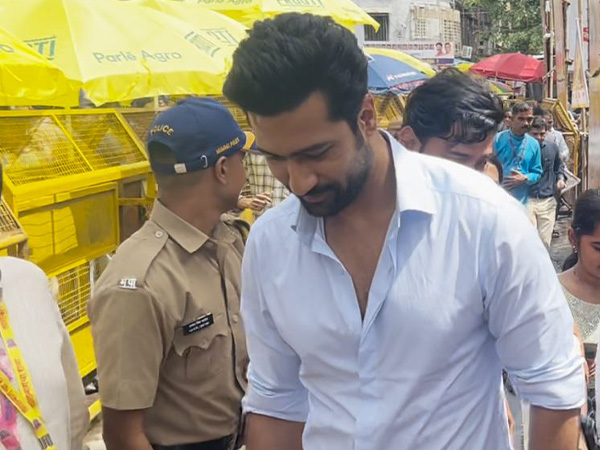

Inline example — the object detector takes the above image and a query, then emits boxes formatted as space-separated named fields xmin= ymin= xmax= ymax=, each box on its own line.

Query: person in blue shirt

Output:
xmin=494 ymin=102 xmax=543 ymax=204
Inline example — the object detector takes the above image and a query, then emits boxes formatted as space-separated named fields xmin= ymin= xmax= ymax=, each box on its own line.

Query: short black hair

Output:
xmin=436 ymin=42 xmax=443 ymax=47
xmin=531 ymin=117 xmax=548 ymax=130
xmin=224 ymin=13 xmax=368 ymax=133
xmin=402 ymin=68 xmax=504 ymax=145
xmin=511 ymin=101 xmax=533 ymax=115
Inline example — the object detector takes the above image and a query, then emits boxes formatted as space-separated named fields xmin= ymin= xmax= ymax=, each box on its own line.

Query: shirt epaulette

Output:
xmin=109 ymin=220 xmax=169 ymax=286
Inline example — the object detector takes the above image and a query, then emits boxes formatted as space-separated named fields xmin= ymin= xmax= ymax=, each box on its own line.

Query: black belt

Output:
xmin=152 ymin=435 xmax=235 ymax=450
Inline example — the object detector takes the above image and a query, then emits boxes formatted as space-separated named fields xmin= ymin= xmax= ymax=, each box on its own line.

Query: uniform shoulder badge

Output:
xmin=119 ymin=278 xmax=138 ymax=290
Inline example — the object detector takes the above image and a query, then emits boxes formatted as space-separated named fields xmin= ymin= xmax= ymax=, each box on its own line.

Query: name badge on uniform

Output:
xmin=183 ymin=313 xmax=214 ymax=335
xmin=119 ymin=278 xmax=137 ymax=290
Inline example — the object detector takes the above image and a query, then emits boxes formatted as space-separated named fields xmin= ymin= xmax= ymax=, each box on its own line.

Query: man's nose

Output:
xmin=287 ymin=160 xmax=318 ymax=197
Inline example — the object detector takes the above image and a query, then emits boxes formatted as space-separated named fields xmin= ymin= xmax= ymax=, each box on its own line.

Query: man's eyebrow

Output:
xmin=256 ymin=142 xmax=333 ymax=157
xmin=448 ymin=149 xmax=471 ymax=159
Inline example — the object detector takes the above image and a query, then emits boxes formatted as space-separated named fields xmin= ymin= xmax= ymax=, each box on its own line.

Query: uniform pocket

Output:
xmin=172 ymin=313 xmax=230 ymax=379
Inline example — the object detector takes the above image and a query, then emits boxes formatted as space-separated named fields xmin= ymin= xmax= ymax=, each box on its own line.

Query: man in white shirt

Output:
xmin=0 ymin=164 xmax=89 ymax=450
xmin=539 ymin=108 xmax=570 ymax=161
xmin=224 ymin=13 xmax=585 ymax=450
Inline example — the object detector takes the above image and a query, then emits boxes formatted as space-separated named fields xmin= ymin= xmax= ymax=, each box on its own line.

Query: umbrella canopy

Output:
xmin=454 ymin=61 xmax=474 ymax=72
xmin=0 ymin=27 xmax=78 ymax=106
xmin=488 ymin=79 xmax=513 ymax=96
xmin=187 ymin=0 xmax=379 ymax=30
xmin=470 ymin=53 xmax=544 ymax=83
xmin=365 ymin=48 xmax=436 ymax=94
xmin=0 ymin=0 xmax=247 ymax=105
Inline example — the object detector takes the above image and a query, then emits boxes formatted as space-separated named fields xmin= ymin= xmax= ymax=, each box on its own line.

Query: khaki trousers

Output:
xmin=527 ymin=196 xmax=557 ymax=248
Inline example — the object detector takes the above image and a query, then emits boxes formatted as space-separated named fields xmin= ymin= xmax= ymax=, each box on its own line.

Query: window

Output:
xmin=413 ymin=17 xmax=428 ymax=39
xmin=443 ymin=19 xmax=461 ymax=43
xmin=365 ymin=13 xmax=389 ymax=41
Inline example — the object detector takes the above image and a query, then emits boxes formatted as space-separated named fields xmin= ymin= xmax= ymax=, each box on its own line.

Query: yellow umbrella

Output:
xmin=455 ymin=62 xmax=474 ymax=72
xmin=0 ymin=27 xmax=78 ymax=106
xmin=0 ymin=0 xmax=245 ymax=105
xmin=187 ymin=0 xmax=379 ymax=30
xmin=129 ymin=0 xmax=247 ymax=58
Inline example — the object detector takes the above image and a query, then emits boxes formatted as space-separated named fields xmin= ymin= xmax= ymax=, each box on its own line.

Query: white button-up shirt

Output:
xmin=241 ymin=135 xmax=584 ymax=450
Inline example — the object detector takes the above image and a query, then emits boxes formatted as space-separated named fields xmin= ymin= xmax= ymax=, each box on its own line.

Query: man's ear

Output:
xmin=357 ymin=93 xmax=378 ymax=136
xmin=396 ymin=126 xmax=423 ymax=152
xmin=213 ymin=156 xmax=228 ymax=185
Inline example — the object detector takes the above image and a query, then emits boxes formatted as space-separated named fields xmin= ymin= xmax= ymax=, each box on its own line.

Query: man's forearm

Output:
xmin=103 ymin=407 xmax=154 ymax=450
xmin=105 ymin=434 xmax=153 ymax=450
xmin=245 ymin=413 xmax=304 ymax=450
xmin=529 ymin=405 xmax=581 ymax=450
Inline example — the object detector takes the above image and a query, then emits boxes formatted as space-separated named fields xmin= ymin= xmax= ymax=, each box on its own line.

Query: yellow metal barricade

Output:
xmin=121 ymin=109 xmax=159 ymax=145
xmin=0 ymin=108 xmax=154 ymax=418
xmin=374 ymin=93 xmax=406 ymax=129
xmin=541 ymin=99 xmax=581 ymax=172
xmin=0 ymin=200 xmax=27 ymax=257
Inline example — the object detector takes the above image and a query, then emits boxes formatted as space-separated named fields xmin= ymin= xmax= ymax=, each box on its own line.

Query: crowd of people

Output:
xmin=0 ymin=11 xmax=599 ymax=450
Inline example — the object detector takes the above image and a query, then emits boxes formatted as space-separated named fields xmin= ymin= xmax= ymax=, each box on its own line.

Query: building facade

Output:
xmin=355 ymin=0 xmax=463 ymax=61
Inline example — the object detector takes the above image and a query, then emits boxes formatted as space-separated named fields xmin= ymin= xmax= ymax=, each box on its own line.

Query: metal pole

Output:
xmin=542 ymin=0 xmax=550 ymax=97
xmin=553 ymin=0 xmax=569 ymax=108
xmin=588 ymin=0 xmax=600 ymax=188
xmin=550 ymin=0 xmax=556 ymax=98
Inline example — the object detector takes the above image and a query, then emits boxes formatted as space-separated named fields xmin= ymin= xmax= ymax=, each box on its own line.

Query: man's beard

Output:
xmin=296 ymin=134 xmax=373 ymax=218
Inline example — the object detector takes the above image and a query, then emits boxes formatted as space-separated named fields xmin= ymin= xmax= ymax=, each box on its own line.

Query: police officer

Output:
xmin=89 ymin=98 xmax=251 ymax=450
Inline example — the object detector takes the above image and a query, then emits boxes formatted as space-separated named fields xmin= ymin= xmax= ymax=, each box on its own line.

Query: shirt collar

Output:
xmin=293 ymin=130 xmax=436 ymax=242
xmin=150 ymin=200 xmax=234 ymax=253
xmin=508 ymin=129 xmax=525 ymax=140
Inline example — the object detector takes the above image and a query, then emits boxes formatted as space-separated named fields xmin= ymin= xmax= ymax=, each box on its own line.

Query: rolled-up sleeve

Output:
xmin=241 ymin=232 xmax=308 ymax=422
xmin=483 ymin=201 xmax=585 ymax=410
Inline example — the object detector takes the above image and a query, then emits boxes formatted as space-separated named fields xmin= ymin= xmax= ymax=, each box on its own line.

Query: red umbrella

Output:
xmin=470 ymin=53 xmax=544 ymax=83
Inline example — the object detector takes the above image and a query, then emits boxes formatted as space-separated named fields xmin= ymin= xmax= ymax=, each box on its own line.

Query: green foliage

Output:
xmin=462 ymin=0 xmax=543 ymax=55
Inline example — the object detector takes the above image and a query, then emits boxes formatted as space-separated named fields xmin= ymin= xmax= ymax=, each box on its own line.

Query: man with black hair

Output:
xmin=538 ymin=108 xmax=570 ymax=161
xmin=225 ymin=13 xmax=584 ymax=450
xmin=494 ymin=102 xmax=543 ymax=204
xmin=397 ymin=68 xmax=504 ymax=171
xmin=527 ymin=117 xmax=567 ymax=247
xmin=90 ymin=98 xmax=250 ymax=450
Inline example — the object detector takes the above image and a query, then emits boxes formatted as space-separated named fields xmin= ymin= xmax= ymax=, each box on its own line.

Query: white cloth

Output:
xmin=0 ymin=257 xmax=89 ymax=450
xmin=546 ymin=129 xmax=570 ymax=161
xmin=241 ymin=134 xmax=585 ymax=450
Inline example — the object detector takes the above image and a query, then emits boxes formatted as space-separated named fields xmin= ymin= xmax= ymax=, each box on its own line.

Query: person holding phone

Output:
xmin=494 ymin=102 xmax=543 ymax=204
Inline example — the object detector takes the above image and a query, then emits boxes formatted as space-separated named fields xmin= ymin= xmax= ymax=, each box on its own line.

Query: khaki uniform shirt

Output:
xmin=89 ymin=200 xmax=249 ymax=446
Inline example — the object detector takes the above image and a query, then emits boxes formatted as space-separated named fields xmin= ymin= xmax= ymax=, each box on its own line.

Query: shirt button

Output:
xmin=155 ymin=231 xmax=164 ymax=238
xmin=232 ymin=314 xmax=239 ymax=323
